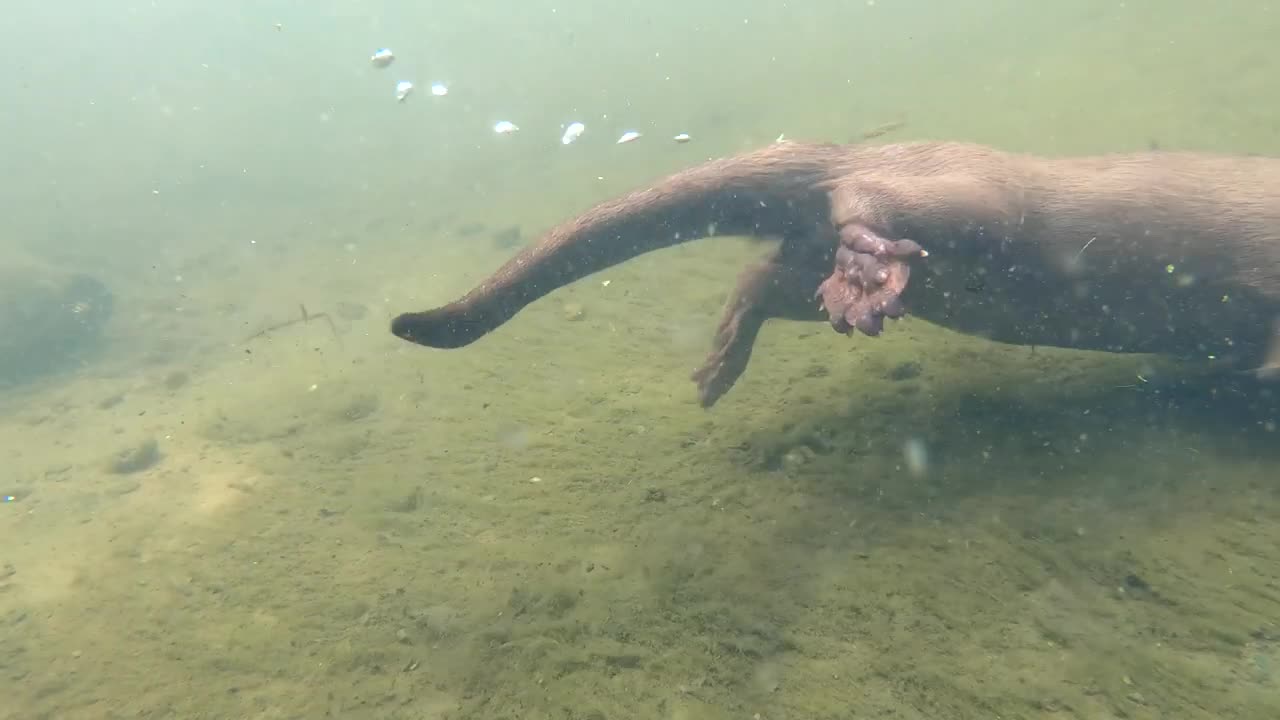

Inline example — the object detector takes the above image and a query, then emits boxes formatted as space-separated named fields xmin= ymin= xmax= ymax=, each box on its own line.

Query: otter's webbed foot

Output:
xmin=817 ymin=224 xmax=927 ymax=336
xmin=690 ymin=268 xmax=771 ymax=408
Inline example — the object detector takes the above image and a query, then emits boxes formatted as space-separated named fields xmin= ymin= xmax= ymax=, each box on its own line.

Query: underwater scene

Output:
xmin=1 ymin=1 xmax=1278 ymax=718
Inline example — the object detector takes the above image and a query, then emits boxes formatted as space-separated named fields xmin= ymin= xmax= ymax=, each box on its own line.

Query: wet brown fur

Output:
xmin=391 ymin=139 xmax=1280 ymax=407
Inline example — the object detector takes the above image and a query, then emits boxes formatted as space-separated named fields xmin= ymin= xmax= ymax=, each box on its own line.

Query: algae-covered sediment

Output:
xmin=1 ymin=229 xmax=1277 ymax=719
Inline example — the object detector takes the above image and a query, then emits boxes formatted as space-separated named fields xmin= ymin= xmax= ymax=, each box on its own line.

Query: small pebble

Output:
xmin=494 ymin=121 xmax=519 ymax=134
xmin=616 ymin=130 xmax=641 ymax=144
xmin=491 ymin=225 xmax=523 ymax=249
xmin=673 ymin=133 xmax=691 ymax=143
xmin=395 ymin=81 xmax=414 ymax=102
xmin=108 ymin=437 xmax=161 ymax=475
xmin=430 ymin=82 xmax=449 ymax=96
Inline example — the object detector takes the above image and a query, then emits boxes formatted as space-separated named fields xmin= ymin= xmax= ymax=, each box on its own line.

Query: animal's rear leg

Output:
xmin=690 ymin=262 xmax=775 ymax=408
xmin=691 ymin=246 xmax=829 ymax=407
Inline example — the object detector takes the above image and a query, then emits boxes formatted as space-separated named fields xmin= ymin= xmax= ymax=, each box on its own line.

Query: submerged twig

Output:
xmin=856 ymin=118 xmax=908 ymax=141
xmin=243 ymin=303 xmax=343 ymax=348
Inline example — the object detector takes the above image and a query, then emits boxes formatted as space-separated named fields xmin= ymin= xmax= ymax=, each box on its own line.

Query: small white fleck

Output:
xmin=903 ymin=437 xmax=929 ymax=477
xmin=430 ymin=82 xmax=449 ymax=96
xmin=616 ymin=130 xmax=641 ymax=144
xmin=561 ymin=121 xmax=585 ymax=145
xmin=601 ymin=280 xmax=611 ymax=287
xmin=528 ymin=476 xmax=542 ymax=483
xmin=493 ymin=120 xmax=519 ymax=134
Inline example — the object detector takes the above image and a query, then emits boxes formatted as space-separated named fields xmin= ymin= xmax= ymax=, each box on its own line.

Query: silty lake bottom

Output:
xmin=1 ymin=1 xmax=1279 ymax=718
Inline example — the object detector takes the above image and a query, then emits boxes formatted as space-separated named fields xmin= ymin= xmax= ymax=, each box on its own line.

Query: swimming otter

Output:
xmin=390 ymin=138 xmax=1280 ymax=407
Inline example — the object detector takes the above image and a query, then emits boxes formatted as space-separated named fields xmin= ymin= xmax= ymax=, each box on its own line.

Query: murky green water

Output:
xmin=1 ymin=1 xmax=1278 ymax=718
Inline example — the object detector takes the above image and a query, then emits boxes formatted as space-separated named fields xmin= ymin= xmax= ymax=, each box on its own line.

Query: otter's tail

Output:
xmin=391 ymin=141 xmax=840 ymax=349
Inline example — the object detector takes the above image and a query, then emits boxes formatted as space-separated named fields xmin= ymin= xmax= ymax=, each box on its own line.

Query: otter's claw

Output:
xmin=817 ymin=224 xmax=925 ymax=337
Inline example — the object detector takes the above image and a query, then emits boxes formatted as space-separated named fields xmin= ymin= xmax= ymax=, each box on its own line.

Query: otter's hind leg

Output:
xmin=691 ymin=242 xmax=831 ymax=407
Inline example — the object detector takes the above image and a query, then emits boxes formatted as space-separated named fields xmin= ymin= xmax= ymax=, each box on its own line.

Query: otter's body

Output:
xmin=826 ymin=143 xmax=1280 ymax=368
xmin=392 ymin=139 xmax=1280 ymax=406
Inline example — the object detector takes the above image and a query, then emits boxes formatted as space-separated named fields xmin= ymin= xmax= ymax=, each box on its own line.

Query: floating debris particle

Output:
xmin=430 ymin=82 xmax=449 ymax=96
xmin=616 ymin=130 xmax=642 ymax=144
xmin=673 ymin=133 xmax=691 ymax=143
xmin=370 ymin=48 xmax=395 ymax=68
xmin=395 ymin=81 xmax=414 ymax=102
xmin=903 ymin=437 xmax=929 ymax=477
xmin=561 ymin=121 xmax=586 ymax=145
xmin=493 ymin=120 xmax=519 ymax=134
